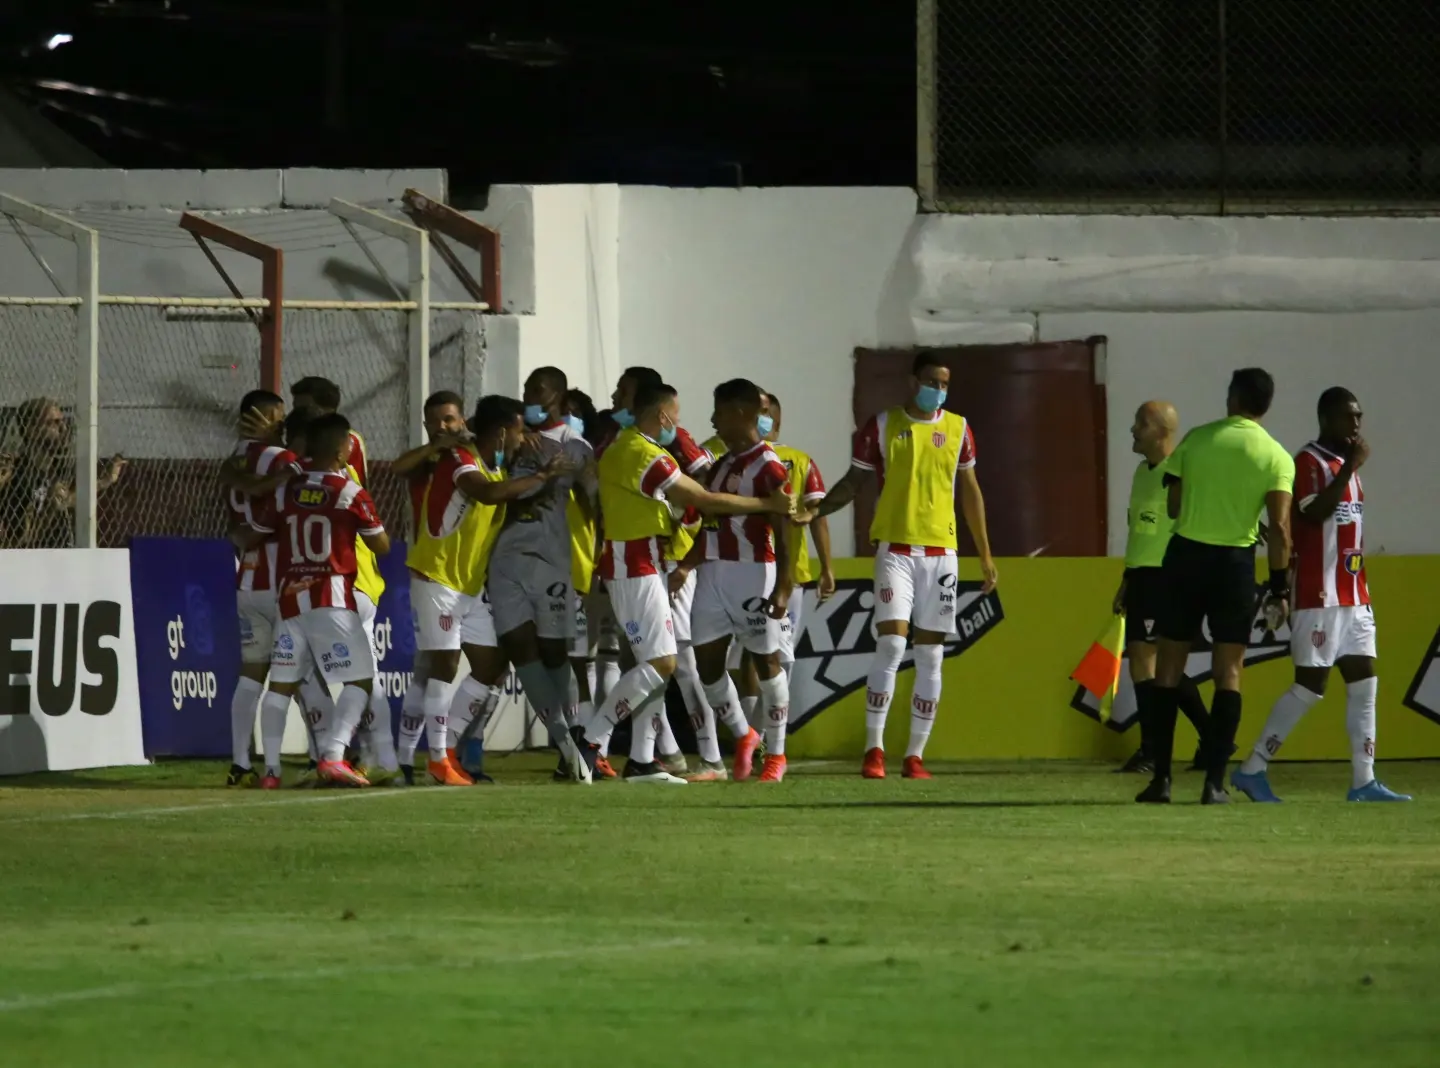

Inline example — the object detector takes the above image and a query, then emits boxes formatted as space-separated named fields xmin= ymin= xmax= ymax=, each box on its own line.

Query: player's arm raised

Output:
xmin=391 ymin=432 xmax=470 ymax=478
xmin=1296 ymin=438 xmax=1367 ymax=522
xmin=455 ymin=451 xmax=574 ymax=506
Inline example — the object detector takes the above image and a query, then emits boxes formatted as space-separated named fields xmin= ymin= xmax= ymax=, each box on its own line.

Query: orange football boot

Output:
xmin=317 ymin=759 xmax=371 ymax=787
xmin=733 ymin=727 xmax=762 ymax=781
xmin=593 ymin=755 xmax=618 ymax=780
xmin=861 ymin=747 xmax=886 ymax=779
xmin=758 ymin=754 xmax=787 ymax=782
xmin=902 ymin=756 xmax=932 ymax=780
xmin=429 ymin=757 xmax=474 ymax=786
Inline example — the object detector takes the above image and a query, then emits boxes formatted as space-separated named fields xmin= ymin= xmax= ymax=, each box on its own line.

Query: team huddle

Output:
xmin=219 ymin=353 xmax=997 ymax=787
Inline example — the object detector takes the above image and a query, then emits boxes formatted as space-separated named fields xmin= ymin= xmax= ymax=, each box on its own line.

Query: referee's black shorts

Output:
xmin=1121 ymin=567 xmax=1167 ymax=647
xmin=1156 ymin=535 xmax=1257 ymax=646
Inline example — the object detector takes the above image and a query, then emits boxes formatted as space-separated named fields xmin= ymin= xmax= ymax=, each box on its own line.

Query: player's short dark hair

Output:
xmin=424 ymin=389 xmax=465 ymax=414
xmin=239 ymin=389 xmax=284 ymax=415
xmin=1229 ymin=368 xmax=1276 ymax=417
xmin=765 ymin=392 xmax=781 ymax=411
xmin=472 ymin=394 xmax=525 ymax=437
xmin=634 ymin=382 xmax=677 ymax=416
xmin=291 ymin=377 xmax=341 ymax=411
xmin=283 ymin=408 xmax=313 ymax=450
xmin=622 ymin=366 xmax=664 ymax=392
xmin=307 ymin=412 xmax=351 ymax=460
xmin=565 ymin=388 xmax=599 ymax=439
xmin=912 ymin=351 xmax=948 ymax=378
xmin=1317 ymin=386 xmax=1358 ymax=419
xmin=529 ymin=366 xmax=568 ymax=396
xmin=713 ymin=378 xmax=763 ymax=410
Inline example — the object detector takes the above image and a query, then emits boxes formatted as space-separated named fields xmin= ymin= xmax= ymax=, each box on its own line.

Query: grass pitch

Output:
xmin=1 ymin=756 xmax=1438 ymax=1067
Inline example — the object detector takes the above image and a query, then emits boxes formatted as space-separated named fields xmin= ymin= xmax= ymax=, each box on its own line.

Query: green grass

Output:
xmin=1 ymin=756 xmax=1438 ymax=1067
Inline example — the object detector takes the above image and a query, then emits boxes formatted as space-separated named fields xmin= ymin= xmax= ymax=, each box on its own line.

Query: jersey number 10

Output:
xmin=287 ymin=513 xmax=333 ymax=563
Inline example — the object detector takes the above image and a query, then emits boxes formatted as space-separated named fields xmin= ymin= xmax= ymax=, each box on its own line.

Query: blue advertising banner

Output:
xmin=129 ymin=537 xmax=240 ymax=758
xmin=372 ymin=543 xmax=415 ymax=719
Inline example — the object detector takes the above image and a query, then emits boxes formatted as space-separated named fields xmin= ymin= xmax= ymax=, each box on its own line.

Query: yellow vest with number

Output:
xmin=599 ymin=428 xmax=674 ymax=543
xmin=406 ymin=450 xmax=505 ymax=597
xmin=870 ymin=409 xmax=966 ymax=550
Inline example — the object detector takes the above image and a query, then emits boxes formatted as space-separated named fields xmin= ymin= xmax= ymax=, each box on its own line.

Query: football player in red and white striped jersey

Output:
xmin=246 ymin=413 xmax=391 ymax=788
xmin=1233 ymin=388 xmax=1409 ymax=802
xmin=219 ymin=389 xmax=303 ymax=788
xmin=290 ymin=376 xmax=368 ymax=487
xmin=671 ymin=378 xmax=796 ymax=782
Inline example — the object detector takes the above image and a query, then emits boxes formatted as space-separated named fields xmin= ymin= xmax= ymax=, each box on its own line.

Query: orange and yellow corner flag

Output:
xmin=1070 ymin=613 xmax=1126 ymax=723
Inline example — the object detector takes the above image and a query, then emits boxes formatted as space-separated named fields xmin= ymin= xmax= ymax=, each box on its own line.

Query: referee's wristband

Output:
xmin=1267 ymin=571 xmax=1289 ymax=597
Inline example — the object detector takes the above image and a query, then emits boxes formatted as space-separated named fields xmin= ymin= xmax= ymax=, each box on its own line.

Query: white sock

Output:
xmin=596 ymin=655 xmax=621 ymax=702
xmin=866 ymin=633 xmax=907 ymax=752
xmin=397 ymin=677 xmax=426 ymax=766
xmin=423 ymin=677 xmax=452 ymax=758
xmin=230 ymin=676 xmax=264 ymax=768
xmin=758 ymin=671 xmax=791 ymax=757
xmin=299 ymin=673 xmax=335 ymax=752
xmin=584 ymin=662 xmax=666 ymax=744
xmin=629 ymin=690 xmax=666 ymax=765
xmin=447 ymin=676 xmax=491 ymax=749
xmin=325 ymin=685 xmax=369 ymax=762
xmin=740 ymin=694 xmax=760 ymax=730
xmin=906 ymin=644 xmax=943 ymax=759
xmin=1346 ymin=676 xmax=1378 ymax=790
xmin=702 ymin=673 xmax=752 ymax=740
xmin=362 ymin=687 xmax=398 ymax=771
xmin=677 ymin=645 xmax=720 ymax=764
xmin=655 ymin=706 xmax=679 ymax=758
xmin=1239 ymin=684 xmax=1323 ymax=774
xmin=258 ymin=691 xmax=291 ymax=775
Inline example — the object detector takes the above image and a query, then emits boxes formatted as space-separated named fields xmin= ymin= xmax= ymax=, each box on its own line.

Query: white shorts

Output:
xmin=487 ymin=552 xmax=571 ymax=642
xmin=607 ymin=573 xmax=678 ymax=664
xmin=237 ymin=588 xmax=278 ymax=666
xmin=356 ymin=592 xmax=383 ymax=684
xmin=461 ymin=589 xmax=498 ymax=648
xmin=272 ymin=606 xmax=376 ymax=685
xmin=691 ymin=560 xmax=784 ymax=656
xmin=873 ymin=550 xmax=959 ymax=636
xmin=1291 ymin=605 xmax=1377 ymax=668
xmin=778 ymin=591 xmax=804 ymax=663
xmin=665 ymin=562 xmax=696 ymax=646
xmin=410 ymin=576 xmax=473 ymax=653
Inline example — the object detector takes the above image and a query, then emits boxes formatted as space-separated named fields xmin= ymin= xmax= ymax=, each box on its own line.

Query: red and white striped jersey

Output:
xmin=699 ymin=441 xmax=788 ymax=563
xmin=346 ymin=429 xmax=368 ymax=487
xmin=598 ymin=447 xmax=681 ymax=580
xmin=251 ymin=468 xmax=385 ymax=619
xmin=1292 ymin=441 xmax=1369 ymax=610
xmin=227 ymin=439 xmax=303 ymax=593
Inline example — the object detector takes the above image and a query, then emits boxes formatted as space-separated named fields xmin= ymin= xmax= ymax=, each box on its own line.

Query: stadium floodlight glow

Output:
xmin=46 ymin=33 xmax=74 ymax=50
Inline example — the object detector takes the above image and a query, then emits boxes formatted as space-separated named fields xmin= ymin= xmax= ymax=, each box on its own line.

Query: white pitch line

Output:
xmin=0 ymin=938 xmax=694 ymax=1014
xmin=0 ymin=785 xmax=441 ymax=825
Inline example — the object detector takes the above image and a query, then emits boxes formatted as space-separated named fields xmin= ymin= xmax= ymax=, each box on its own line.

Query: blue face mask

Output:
xmin=613 ymin=408 xmax=635 ymax=429
xmin=756 ymin=413 xmax=775 ymax=437
xmin=523 ymin=404 xmax=547 ymax=427
xmin=492 ymin=450 xmax=505 ymax=470
xmin=657 ymin=420 xmax=678 ymax=448
xmin=915 ymin=386 xmax=947 ymax=413
xmin=563 ymin=414 xmax=586 ymax=436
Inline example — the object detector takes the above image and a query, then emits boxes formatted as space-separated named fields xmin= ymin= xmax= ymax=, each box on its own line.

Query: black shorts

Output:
xmin=1157 ymin=535 xmax=1257 ymax=646
xmin=1122 ymin=567 xmax=1167 ymax=647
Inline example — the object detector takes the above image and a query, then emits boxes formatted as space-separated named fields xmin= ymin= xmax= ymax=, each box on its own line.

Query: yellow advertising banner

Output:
xmin=784 ymin=556 xmax=1440 ymax=762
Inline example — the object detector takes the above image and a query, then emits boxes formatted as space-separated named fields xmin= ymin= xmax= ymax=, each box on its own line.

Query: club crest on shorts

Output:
xmin=879 ymin=586 xmax=893 ymax=603
xmin=1311 ymin=629 xmax=1327 ymax=649
xmin=439 ymin=614 xmax=453 ymax=632
xmin=932 ymin=431 xmax=947 ymax=448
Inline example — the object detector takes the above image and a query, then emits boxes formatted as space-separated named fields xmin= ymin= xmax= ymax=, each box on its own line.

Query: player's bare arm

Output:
xmin=1298 ymin=437 xmax=1368 ymax=522
xmin=360 ymin=528 xmax=391 ymax=557
xmin=390 ymin=433 xmax=469 ymax=478
xmin=455 ymin=458 xmax=561 ymax=506
xmin=666 ymin=473 xmax=793 ymax=518
xmin=958 ymin=466 xmax=998 ymax=592
xmin=806 ymin=464 xmax=866 ymax=522
xmin=667 ymin=538 xmax=706 ymax=598
xmin=1262 ymin=489 xmax=1294 ymax=620
xmin=767 ymin=517 xmax=794 ymax=619
xmin=811 ymin=512 xmax=836 ymax=601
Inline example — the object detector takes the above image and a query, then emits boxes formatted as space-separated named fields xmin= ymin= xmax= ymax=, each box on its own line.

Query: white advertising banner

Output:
xmin=0 ymin=550 xmax=148 ymax=775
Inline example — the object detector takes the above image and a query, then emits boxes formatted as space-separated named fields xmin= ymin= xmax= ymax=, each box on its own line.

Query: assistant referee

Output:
xmin=1137 ymin=368 xmax=1295 ymax=806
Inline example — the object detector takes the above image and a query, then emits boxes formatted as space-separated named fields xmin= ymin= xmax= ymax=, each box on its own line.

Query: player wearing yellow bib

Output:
xmin=569 ymin=381 xmax=794 ymax=785
xmin=1111 ymin=402 xmax=1213 ymax=776
xmin=805 ymin=353 xmax=997 ymax=780
xmin=390 ymin=391 xmax=564 ymax=786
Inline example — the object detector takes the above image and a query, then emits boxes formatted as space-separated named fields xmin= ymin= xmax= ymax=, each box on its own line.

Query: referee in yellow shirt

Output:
xmin=1113 ymin=401 xmax=1211 ymax=774
xmin=1138 ymin=369 xmax=1295 ymax=806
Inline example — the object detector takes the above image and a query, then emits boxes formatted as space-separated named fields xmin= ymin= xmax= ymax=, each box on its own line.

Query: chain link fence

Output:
xmin=921 ymin=0 xmax=1440 ymax=213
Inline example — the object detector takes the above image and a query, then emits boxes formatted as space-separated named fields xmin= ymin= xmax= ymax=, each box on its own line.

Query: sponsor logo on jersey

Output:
xmin=1343 ymin=549 xmax=1364 ymax=575
xmin=1068 ymin=582 xmax=1290 ymax=729
xmin=788 ymin=577 xmax=1002 ymax=732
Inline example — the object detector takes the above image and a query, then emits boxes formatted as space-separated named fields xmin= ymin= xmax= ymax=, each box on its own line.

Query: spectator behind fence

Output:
xmin=0 ymin=397 xmax=127 ymax=548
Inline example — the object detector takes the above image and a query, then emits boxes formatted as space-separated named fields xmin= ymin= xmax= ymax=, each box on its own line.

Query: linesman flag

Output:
xmin=1071 ymin=613 xmax=1126 ymax=723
